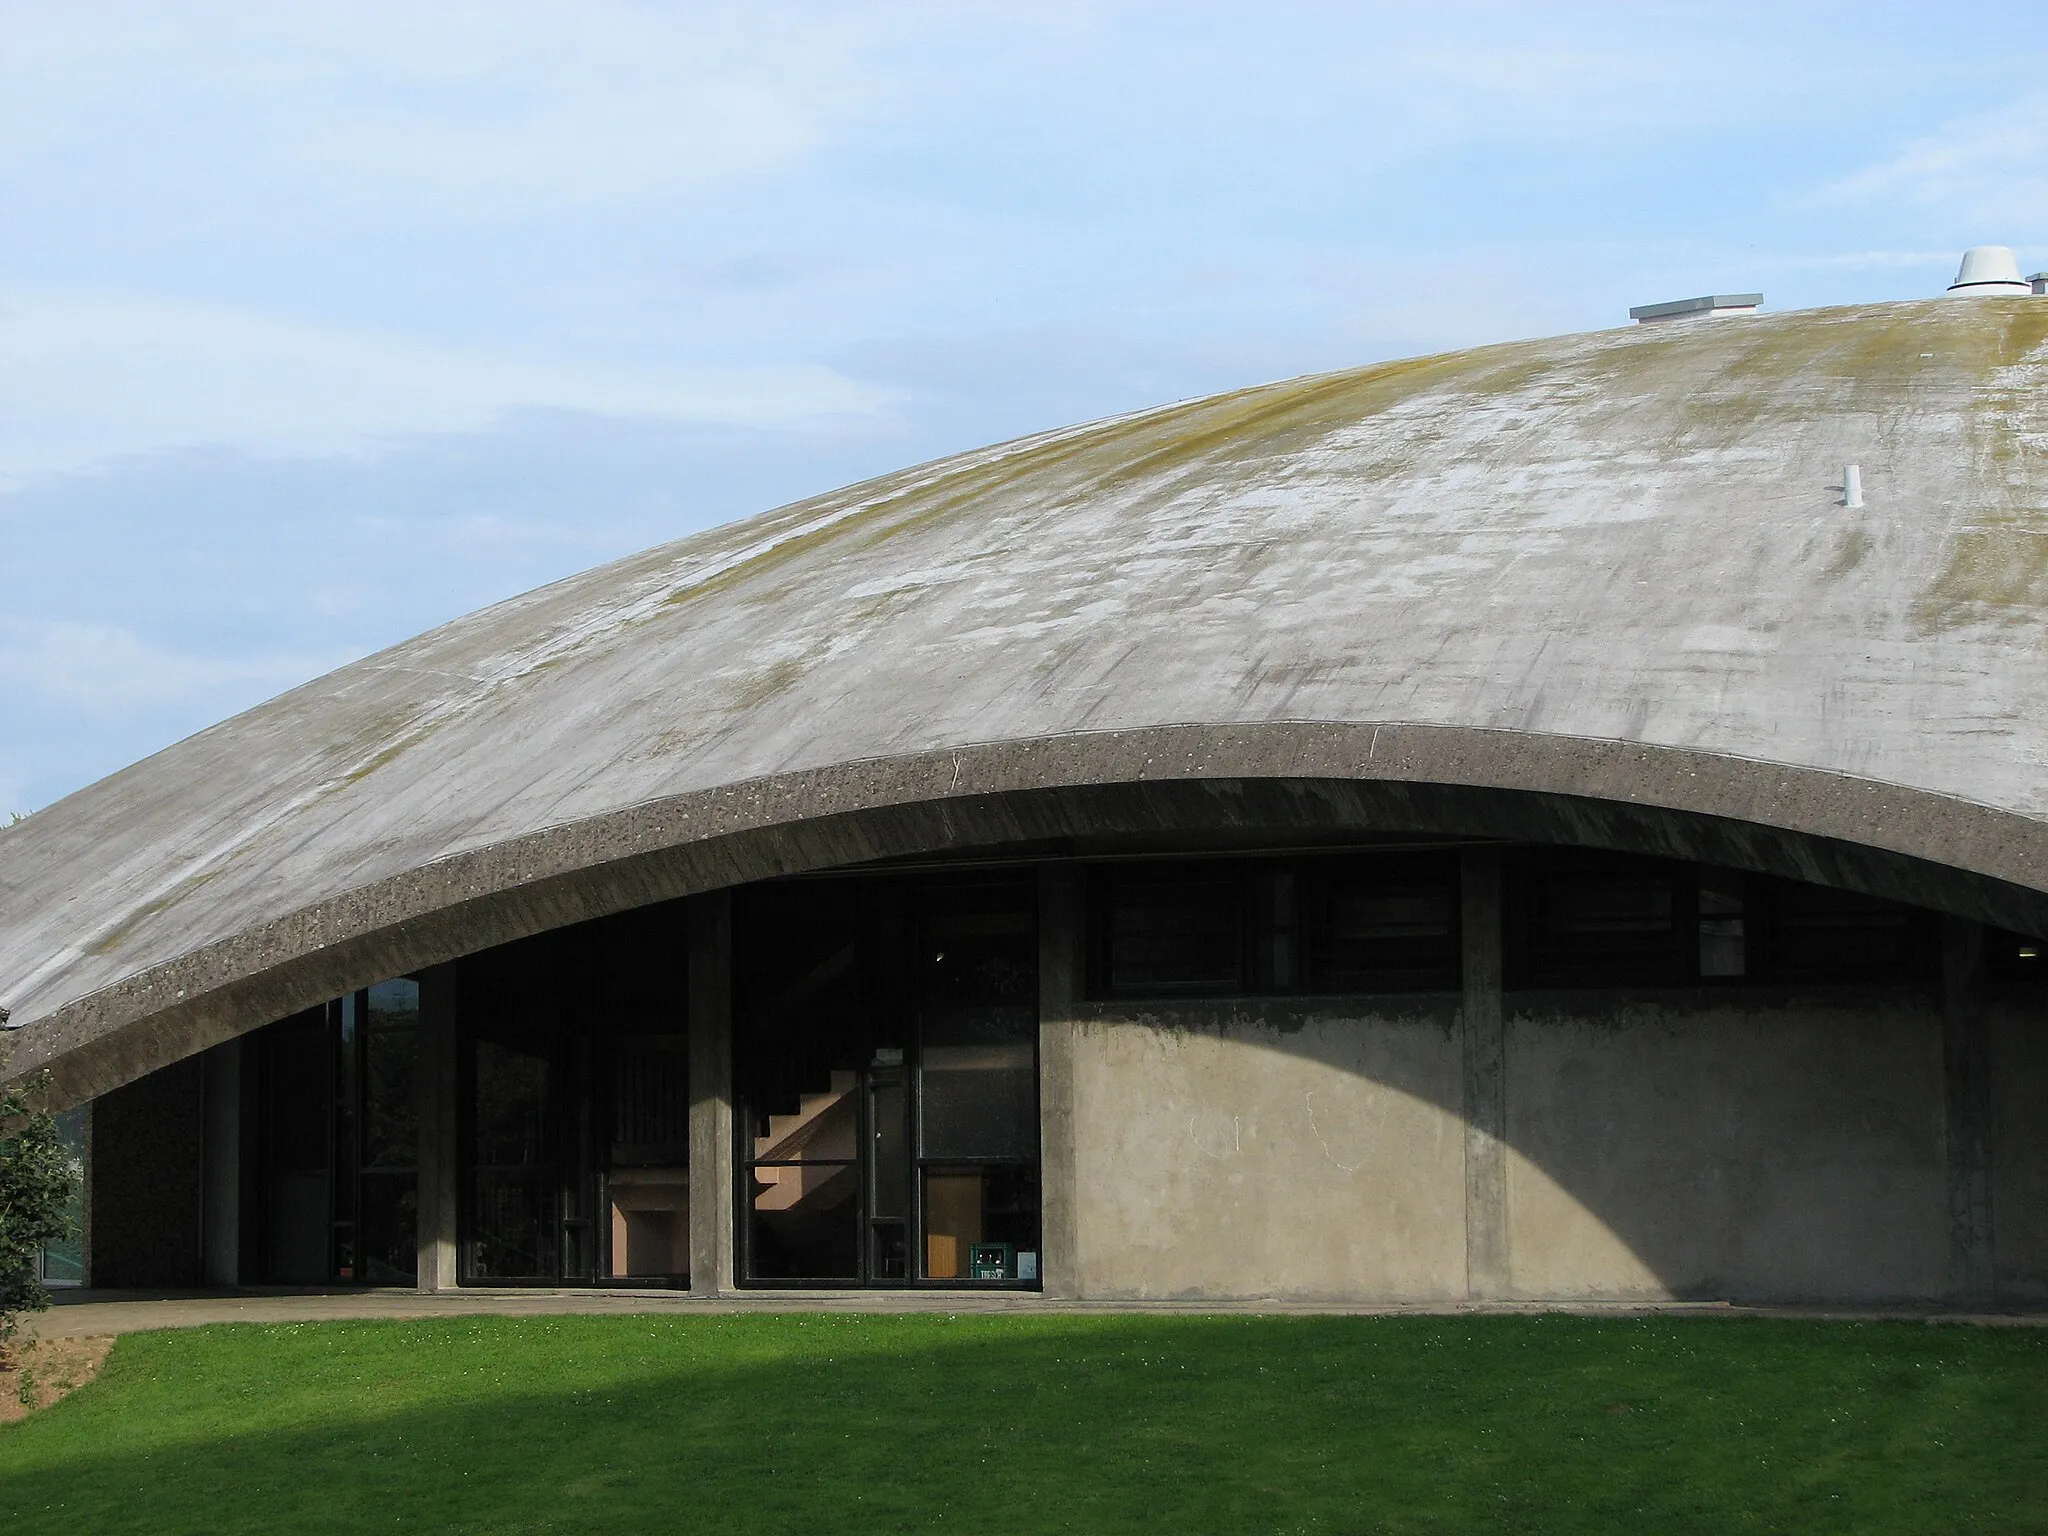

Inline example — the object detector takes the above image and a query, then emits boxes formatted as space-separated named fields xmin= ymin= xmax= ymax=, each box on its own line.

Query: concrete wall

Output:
xmin=1068 ymin=1001 xmax=1468 ymax=1301
xmin=1065 ymin=990 xmax=1969 ymax=1305
xmin=1506 ymin=993 xmax=1948 ymax=1303
xmin=89 ymin=1053 xmax=205 ymax=1288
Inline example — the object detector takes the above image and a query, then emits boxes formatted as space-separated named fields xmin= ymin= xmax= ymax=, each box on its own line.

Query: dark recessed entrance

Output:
xmin=735 ymin=875 xmax=1040 ymax=1288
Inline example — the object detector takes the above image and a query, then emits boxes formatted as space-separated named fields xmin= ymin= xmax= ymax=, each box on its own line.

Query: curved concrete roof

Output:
xmin=4 ymin=297 xmax=2047 ymax=1095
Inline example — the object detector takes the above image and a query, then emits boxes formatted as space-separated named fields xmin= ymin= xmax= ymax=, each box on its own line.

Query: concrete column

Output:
xmin=1460 ymin=847 xmax=1509 ymax=1301
xmin=415 ymin=963 xmax=460 ymax=1293
xmin=688 ymin=890 xmax=736 ymax=1297
xmin=1943 ymin=916 xmax=1995 ymax=1305
xmin=201 ymin=1038 xmax=243 ymax=1286
xmin=1037 ymin=865 xmax=1085 ymax=1301
xmin=75 ymin=1101 xmax=94 ymax=1290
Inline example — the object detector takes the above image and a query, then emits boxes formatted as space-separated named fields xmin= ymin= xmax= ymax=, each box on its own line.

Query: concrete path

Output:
xmin=33 ymin=1288 xmax=2048 ymax=1339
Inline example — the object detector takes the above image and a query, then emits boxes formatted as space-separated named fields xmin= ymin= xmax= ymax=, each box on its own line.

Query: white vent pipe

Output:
xmin=1844 ymin=464 xmax=1863 ymax=509
xmin=1948 ymin=246 xmax=2030 ymax=296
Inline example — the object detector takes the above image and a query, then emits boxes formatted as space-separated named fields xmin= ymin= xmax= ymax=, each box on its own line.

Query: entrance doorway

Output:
xmin=735 ymin=875 xmax=1040 ymax=1288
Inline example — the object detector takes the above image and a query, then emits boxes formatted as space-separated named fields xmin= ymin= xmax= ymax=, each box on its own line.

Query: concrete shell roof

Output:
xmin=4 ymin=298 xmax=2048 ymax=1087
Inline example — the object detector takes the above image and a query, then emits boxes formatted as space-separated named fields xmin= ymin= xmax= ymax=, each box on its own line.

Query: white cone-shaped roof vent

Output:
xmin=1948 ymin=245 xmax=2030 ymax=296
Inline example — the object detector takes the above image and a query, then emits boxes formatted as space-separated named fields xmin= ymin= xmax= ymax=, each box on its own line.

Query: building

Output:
xmin=4 ymin=288 xmax=2047 ymax=1306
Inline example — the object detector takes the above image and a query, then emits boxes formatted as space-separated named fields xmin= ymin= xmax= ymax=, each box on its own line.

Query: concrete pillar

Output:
xmin=688 ymin=890 xmax=736 ymax=1297
xmin=1037 ymin=865 xmax=1085 ymax=1300
xmin=1943 ymin=916 xmax=1995 ymax=1305
xmin=74 ymin=1102 xmax=94 ymax=1290
xmin=201 ymin=1038 xmax=243 ymax=1286
xmin=415 ymin=963 xmax=461 ymax=1292
xmin=1460 ymin=847 xmax=1509 ymax=1301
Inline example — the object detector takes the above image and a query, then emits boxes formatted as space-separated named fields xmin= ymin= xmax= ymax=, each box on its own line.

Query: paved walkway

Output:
xmin=34 ymin=1288 xmax=2048 ymax=1339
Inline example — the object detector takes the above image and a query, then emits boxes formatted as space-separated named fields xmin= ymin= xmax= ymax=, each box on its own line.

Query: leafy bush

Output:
xmin=0 ymin=1069 xmax=79 ymax=1350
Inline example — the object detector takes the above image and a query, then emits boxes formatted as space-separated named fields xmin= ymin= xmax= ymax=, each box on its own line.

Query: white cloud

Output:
xmin=0 ymin=619 xmax=345 ymax=715
xmin=1822 ymin=92 xmax=2048 ymax=232
xmin=0 ymin=0 xmax=896 ymax=221
xmin=0 ymin=287 xmax=900 ymax=486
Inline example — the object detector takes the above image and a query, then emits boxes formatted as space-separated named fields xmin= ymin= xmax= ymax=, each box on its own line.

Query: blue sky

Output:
xmin=3 ymin=1 xmax=2044 ymax=815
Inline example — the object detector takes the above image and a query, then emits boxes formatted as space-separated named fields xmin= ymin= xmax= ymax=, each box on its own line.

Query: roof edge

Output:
xmin=9 ymin=719 xmax=2048 ymax=1103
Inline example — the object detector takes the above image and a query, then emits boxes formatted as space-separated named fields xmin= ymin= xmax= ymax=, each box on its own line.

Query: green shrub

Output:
xmin=0 ymin=1068 xmax=79 ymax=1349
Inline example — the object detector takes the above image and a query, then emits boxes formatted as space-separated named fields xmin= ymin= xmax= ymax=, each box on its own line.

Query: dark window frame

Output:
xmin=1505 ymin=850 xmax=1697 ymax=990
xmin=1746 ymin=877 xmax=1939 ymax=987
xmin=1085 ymin=853 xmax=1464 ymax=1001
xmin=1503 ymin=850 xmax=1944 ymax=991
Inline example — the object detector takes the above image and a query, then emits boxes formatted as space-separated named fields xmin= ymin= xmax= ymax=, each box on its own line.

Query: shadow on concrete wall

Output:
xmin=1078 ymin=985 xmax=2014 ymax=1304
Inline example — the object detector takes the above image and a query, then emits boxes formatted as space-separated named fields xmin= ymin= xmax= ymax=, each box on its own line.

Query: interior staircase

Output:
xmin=752 ymin=1070 xmax=858 ymax=1211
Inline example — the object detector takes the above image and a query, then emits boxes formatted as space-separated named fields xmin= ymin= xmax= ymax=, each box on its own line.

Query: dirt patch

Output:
xmin=0 ymin=1334 xmax=114 ymax=1422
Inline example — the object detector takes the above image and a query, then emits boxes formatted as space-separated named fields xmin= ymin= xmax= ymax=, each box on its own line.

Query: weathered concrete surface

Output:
xmin=414 ymin=965 xmax=459 ymax=1293
xmin=1068 ymin=1004 xmax=1468 ymax=1301
xmin=685 ymin=892 xmax=734 ymax=1298
xmin=1043 ymin=989 xmax=1990 ymax=1306
xmin=1505 ymin=994 xmax=1949 ymax=1303
xmin=6 ymin=299 xmax=2048 ymax=1095
xmin=1459 ymin=849 xmax=1507 ymax=1299
xmin=1035 ymin=866 xmax=1086 ymax=1301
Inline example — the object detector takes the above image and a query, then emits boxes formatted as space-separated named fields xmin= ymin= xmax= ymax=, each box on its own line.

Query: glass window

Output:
xmin=608 ymin=1036 xmax=690 ymax=1281
xmin=1755 ymin=879 xmax=1936 ymax=983
xmin=1092 ymin=854 xmax=1462 ymax=998
xmin=454 ymin=903 xmax=690 ymax=1286
xmin=748 ymin=1053 xmax=862 ymax=1282
xmin=468 ymin=1032 xmax=557 ymax=1281
xmin=921 ymin=1166 xmax=1040 ymax=1281
xmin=1305 ymin=856 xmax=1460 ymax=992
xmin=735 ymin=876 xmax=1040 ymax=1288
xmin=1508 ymin=853 xmax=1689 ymax=987
xmin=919 ymin=1024 xmax=1036 ymax=1161
xmin=35 ymin=1106 xmax=88 ymax=1287
xmin=736 ymin=880 xmax=875 ymax=1283
xmin=1698 ymin=873 xmax=1747 ymax=978
xmin=355 ymin=979 xmax=419 ymax=1284
xmin=1097 ymin=870 xmax=1243 ymax=994
xmin=919 ymin=908 xmax=1036 ymax=1162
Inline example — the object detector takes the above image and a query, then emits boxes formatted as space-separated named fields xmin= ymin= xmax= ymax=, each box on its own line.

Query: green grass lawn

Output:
xmin=2 ymin=1313 xmax=2044 ymax=1534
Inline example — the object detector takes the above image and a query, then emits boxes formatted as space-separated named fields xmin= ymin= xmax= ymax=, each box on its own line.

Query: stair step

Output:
xmin=753 ymin=1070 xmax=860 ymax=1160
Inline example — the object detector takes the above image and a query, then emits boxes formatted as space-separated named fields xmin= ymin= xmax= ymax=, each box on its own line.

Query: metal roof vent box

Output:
xmin=1947 ymin=245 xmax=2031 ymax=297
xmin=1629 ymin=293 xmax=1763 ymax=324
